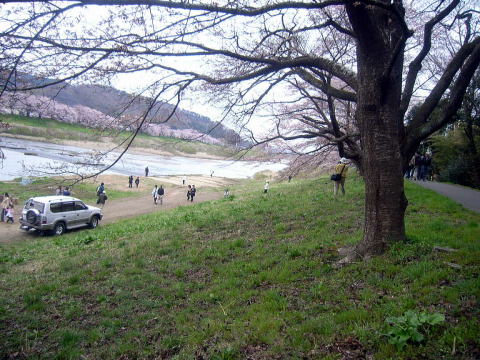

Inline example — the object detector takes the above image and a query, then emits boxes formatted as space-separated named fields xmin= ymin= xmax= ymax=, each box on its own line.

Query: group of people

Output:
xmin=187 ymin=185 xmax=197 ymax=202
xmin=1 ymin=193 xmax=14 ymax=224
xmin=55 ymin=186 xmax=71 ymax=196
xmin=405 ymin=153 xmax=432 ymax=181
xmin=151 ymin=185 xmax=165 ymax=205
xmin=128 ymin=175 xmax=141 ymax=188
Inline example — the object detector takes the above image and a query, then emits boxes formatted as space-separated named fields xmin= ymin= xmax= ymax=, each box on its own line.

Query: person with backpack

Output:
xmin=96 ymin=183 xmax=105 ymax=196
xmin=157 ymin=185 xmax=165 ymax=205
xmin=332 ymin=158 xmax=349 ymax=196
xmin=97 ymin=191 xmax=108 ymax=208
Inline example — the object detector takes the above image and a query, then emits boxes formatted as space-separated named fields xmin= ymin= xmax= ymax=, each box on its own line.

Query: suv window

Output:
xmin=50 ymin=202 xmax=62 ymax=213
xmin=74 ymin=201 xmax=87 ymax=211
xmin=62 ymin=201 xmax=75 ymax=212
xmin=24 ymin=200 xmax=45 ymax=213
xmin=50 ymin=202 xmax=76 ymax=213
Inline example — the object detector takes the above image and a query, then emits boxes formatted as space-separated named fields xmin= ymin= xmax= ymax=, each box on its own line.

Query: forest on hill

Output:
xmin=0 ymin=74 xmax=244 ymax=146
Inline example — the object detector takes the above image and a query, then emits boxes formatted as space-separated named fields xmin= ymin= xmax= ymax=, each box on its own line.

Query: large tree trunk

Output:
xmin=347 ymin=3 xmax=408 ymax=258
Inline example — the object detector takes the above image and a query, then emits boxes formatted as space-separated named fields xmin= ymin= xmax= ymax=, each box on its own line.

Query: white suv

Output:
xmin=19 ymin=196 xmax=103 ymax=235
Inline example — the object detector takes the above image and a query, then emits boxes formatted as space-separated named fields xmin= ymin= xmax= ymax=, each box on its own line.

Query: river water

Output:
xmin=0 ymin=137 xmax=286 ymax=181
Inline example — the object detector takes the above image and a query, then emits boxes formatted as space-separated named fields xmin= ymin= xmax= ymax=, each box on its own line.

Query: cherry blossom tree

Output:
xmin=0 ymin=0 xmax=479 ymax=258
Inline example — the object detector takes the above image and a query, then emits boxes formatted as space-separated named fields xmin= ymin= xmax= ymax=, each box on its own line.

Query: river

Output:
xmin=0 ymin=137 xmax=286 ymax=181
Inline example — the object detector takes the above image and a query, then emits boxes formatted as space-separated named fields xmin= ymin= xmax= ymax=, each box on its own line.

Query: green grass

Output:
xmin=0 ymin=114 xmax=258 ymax=159
xmin=0 ymin=176 xmax=478 ymax=359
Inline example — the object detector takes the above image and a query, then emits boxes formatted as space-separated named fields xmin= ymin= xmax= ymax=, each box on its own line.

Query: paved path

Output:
xmin=413 ymin=181 xmax=480 ymax=214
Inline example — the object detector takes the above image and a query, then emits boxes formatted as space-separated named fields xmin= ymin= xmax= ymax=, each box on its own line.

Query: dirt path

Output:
xmin=0 ymin=184 xmax=225 ymax=244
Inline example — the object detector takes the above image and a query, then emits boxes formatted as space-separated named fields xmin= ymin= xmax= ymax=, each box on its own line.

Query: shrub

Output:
xmin=385 ymin=310 xmax=445 ymax=349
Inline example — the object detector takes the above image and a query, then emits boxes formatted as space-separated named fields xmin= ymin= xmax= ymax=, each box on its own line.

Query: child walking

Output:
xmin=5 ymin=206 xmax=14 ymax=224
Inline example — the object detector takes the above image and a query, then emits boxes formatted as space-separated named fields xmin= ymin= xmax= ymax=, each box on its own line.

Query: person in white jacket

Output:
xmin=152 ymin=185 xmax=159 ymax=205
xmin=264 ymin=181 xmax=269 ymax=194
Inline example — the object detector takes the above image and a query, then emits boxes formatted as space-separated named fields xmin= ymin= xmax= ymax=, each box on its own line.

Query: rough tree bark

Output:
xmin=347 ymin=1 xmax=409 ymax=258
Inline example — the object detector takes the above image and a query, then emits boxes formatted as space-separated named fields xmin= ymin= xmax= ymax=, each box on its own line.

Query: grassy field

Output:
xmin=0 ymin=176 xmax=479 ymax=359
xmin=0 ymin=114 xmax=257 ymax=159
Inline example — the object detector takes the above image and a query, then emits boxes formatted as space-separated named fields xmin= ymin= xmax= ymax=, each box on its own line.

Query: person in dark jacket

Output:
xmin=135 ymin=177 xmax=140 ymax=188
xmin=157 ymin=185 xmax=165 ymax=205
xmin=97 ymin=191 xmax=107 ymax=208
xmin=190 ymin=185 xmax=196 ymax=202
xmin=128 ymin=175 xmax=133 ymax=188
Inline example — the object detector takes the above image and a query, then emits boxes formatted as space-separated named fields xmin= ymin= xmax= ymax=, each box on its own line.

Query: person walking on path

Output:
xmin=187 ymin=185 xmax=192 ymax=201
xmin=182 ymin=176 xmax=186 ymax=186
xmin=157 ymin=185 xmax=165 ymax=205
xmin=1 ymin=193 xmax=12 ymax=222
xmin=5 ymin=206 xmax=14 ymax=224
xmin=128 ymin=175 xmax=133 ymax=188
xmin=423 ymin=153 xmax=432 ymax=181
xmin=96 ymin=182 xmax=105 ymax=196
xmin=145 ymin=167 xmax=149 ymax=177
xmin=190 ymin=185 xmax=196 ymax=202
xmin=152 ymin=185 xmax=159 ymax=205
xmin=263 ymin=181 xmax=269 ymax=194
xmin=135 ymin=177 xmax=140 ymax=188
xmin=97 ymin=191 xmax=108 ymax=208
xmin=333 ymin=158 xmax=349 ymax=196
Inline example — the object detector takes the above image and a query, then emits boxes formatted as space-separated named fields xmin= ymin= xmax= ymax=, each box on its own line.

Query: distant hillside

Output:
xmin=0 ymin=74 xmax=244 ymax=145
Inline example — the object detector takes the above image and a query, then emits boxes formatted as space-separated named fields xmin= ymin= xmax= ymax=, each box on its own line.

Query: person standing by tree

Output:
xmin=128 ymin=175 xmax=133 ymax=188
xmin=135 ymin=177 xmax=140 ymax=188
xmin=158 ymin=185 xmax=165 ymax=205
xmin=145 ymin=167 xmax=149 ymax=177
xmin=333 ymin=158 xmax=349 ymax=196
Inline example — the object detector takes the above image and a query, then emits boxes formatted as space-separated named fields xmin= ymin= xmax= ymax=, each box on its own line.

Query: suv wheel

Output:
xmin=89 ymin=215 xmax=99 ymax=229
xmin=53 ymin=222 xmax=66 ymax=236
xmin=26 ymin=209 xmax=39 ymax=224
